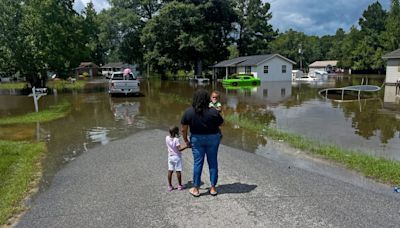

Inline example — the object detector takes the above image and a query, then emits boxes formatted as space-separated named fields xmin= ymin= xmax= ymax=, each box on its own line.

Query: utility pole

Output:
xmin=298 ymin=44 xmax=303 ymax=71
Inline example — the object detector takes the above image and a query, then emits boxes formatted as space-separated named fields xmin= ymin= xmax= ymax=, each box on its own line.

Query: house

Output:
xmin=382 ymin=48 xmax=400 ymax=99
xmin=75 ymin=62 xmax=100 ymax=78
xmin=308 ymin=60 xmax=338 ymax=73
xmin=212 ymin=54 xmax=296 ymax=82
xmin=382 ymin=48 xmax=400 ymax=84
xmin=101 ymin=62 xmax=139 ymax=78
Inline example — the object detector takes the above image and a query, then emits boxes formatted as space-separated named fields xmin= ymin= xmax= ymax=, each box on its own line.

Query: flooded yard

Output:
xmin=1 ymin=74 xmax=399 ymax=189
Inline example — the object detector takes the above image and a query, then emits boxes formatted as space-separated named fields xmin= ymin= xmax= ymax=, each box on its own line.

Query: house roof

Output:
xmin=78 ymin=62 xmax=99 ymax=68
xmin=213 ymin=54 xmax=295 ymax=67
xmin=382 ymin=48 xmax=400 ymax=59
xmin=75 ymin=62 xmax=99 ymax=70
xmin=308 ymin=60 xmax=338 ymax=68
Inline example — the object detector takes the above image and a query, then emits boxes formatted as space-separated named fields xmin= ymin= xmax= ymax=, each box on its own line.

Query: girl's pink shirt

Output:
xmin=165 ymin=136 xmax=182 ymax=156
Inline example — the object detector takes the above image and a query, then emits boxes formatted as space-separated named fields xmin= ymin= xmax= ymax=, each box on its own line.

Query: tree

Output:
xmin=381 ymin=0 xmax=400 ymax=51
xmin=81 ymin=2 xmax=104 ymax=65
xmin=141 ymin=2 xmax=204 ymax=78
xmin=234 ymin=0 xmax=276 ymax=56
xmin=0 ymin=0 xmax=24 ymax=74
xmin=352 ymin=2 xmax=387 ymax=72
xmin=98 ymin=6 xmax=143 ymax=65
xmin=141 ymin=0 xmax=236 ymax=77
xmin=108 ymin=0 xmax=164 ymax=20
xmin=17 ymin=0 xmax=91 ymax=86
xmin=338 ymin=26 xmax=361 ymax=69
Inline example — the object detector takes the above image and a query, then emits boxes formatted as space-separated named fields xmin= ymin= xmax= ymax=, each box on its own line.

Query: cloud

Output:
xmin=269 ymin=0 xmax=390 ymax=35
xmin=75 ymin=0 xmax=390 ymax=36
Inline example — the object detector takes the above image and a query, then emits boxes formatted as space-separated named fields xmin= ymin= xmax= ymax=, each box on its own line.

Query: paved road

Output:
xmin=16 ymin=129 xmax=400 ymax=227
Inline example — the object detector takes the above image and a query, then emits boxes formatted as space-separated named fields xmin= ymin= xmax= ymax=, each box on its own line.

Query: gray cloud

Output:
xmin=76 ymin=0 xmax=390 ymax=36
xmin=269 ymin=0 xmax=390 ymax=35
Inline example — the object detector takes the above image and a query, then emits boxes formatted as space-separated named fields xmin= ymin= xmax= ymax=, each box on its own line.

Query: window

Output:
xmin=281 ymin=88 xmax=286 ymax=97
xmin=245 ymin=66 xmax=251 ymax=73
xmin=264 ymin=65 xmax=269 ymax=73
xmin=263 ymin=89 xmax=268 ymax=97
xmin=282 ymin=65 xmax=286 ymax=73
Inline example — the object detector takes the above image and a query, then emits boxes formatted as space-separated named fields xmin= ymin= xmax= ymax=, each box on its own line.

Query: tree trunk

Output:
xmin=195 ymin=59 xmax=202 ymax=76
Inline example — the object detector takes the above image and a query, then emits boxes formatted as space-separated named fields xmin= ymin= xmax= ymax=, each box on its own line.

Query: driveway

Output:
xmin=16 ymin=129 xmax=400 ymax=227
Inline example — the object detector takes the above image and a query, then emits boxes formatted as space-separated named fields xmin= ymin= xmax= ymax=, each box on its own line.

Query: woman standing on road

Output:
xmin=181 ymin=89 xmax=224 ymax=197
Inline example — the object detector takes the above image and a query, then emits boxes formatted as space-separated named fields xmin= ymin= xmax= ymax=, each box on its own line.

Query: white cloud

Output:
xmin=74 ymin=0 xmax=110 ymax=13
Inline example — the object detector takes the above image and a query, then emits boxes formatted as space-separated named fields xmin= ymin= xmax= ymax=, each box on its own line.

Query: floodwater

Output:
xmin=1 ymin=74 xmax=400 ymax=189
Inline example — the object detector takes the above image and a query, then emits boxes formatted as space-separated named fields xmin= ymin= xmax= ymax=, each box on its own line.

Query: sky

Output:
xmin=74 ymin=0 xmax=390 ymax=36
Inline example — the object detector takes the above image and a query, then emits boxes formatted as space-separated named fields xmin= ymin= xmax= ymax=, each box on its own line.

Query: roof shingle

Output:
xmin=382 ymin=48 xmax=400 ymax=59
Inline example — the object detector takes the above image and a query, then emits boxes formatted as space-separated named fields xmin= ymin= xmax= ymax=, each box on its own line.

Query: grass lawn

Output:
xmin=0 ymin=102 xmax=71 ymax=125
xmin=47 ymin=80 xmax=87 ymax=90
xmin=0 ymin=140 xmax=46 ymax=225
xmin=224 ymin=114 xmax=400 ymax=186
xmin=0 ymin=83 xmax=26 ymax=90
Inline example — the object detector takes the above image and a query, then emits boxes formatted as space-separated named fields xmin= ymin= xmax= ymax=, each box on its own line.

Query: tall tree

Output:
xmin=141 ymin=0 xmax=236 ymax=77
xmin=98 ymin=6 xmax=143 ymax=64
xmin=352 ymin=2 xmax=387 ymax=71
xmin=81 ymin=2 xmax=104 ymax=65
xmin=108 ymin=0 xmax=164 ymax=20
xmin=381 ymin=0 xmax=400 ymax=51
xmin=234 ymin=0 xmax=276 ymax=56
xmin=17 ymin=0 xmax=90 ymax=86
xmin=338 ymin=26 xmax=361 ymax=69
xmin=0 ymin=0 xmax=24 ymax=74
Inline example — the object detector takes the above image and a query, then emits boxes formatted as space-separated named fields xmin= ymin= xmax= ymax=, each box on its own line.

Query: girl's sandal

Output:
xmin=189 ymin=188 xmax=200 ymax=197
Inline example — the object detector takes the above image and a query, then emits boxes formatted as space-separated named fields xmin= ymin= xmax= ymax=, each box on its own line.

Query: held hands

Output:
xmin=184 ymin=141 xmax=192 ymax=149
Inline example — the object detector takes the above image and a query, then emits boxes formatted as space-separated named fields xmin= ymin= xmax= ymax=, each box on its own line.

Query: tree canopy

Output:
xmin=1 ymin=0 xmax=400 ymax=81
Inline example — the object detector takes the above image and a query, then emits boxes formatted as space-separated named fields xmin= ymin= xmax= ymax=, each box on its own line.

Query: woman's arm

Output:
xmin=181 ymin=124 xmax=191 ymax=147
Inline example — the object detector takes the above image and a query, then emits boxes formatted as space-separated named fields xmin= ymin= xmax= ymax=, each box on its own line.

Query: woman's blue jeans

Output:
xmin=190 ymin=133 xmax=221 ymax=188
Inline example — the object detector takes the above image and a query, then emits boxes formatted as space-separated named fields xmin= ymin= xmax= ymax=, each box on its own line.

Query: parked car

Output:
xmin=188 ymin=75 xmax=210 ymax=83
xmin=108 ymin=71 xmax=140 ymax=96
xmin=221 ymin=74 xmax=260 ymax=86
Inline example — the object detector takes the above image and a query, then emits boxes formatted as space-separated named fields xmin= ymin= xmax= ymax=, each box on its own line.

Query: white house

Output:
xmin=212 ymin=54 xmax=296 ymax=82
xmin=382 ymin=48 xmax=400 ymax=84
xmin=308 ymin=60 xmax=338 ymax=73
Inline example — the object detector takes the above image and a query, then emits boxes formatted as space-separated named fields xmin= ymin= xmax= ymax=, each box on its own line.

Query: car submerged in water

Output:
xmin=108 ymin=71 xmax=140 ymax=96
xmin=221 ymin=74 xmax=261 ymax=86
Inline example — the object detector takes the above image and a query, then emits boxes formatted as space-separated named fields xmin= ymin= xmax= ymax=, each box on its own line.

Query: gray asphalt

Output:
xmin=16 ymin=129 xmax=400 ymax=227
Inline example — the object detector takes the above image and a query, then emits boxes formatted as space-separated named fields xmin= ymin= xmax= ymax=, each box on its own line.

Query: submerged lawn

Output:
xmin=47 ymin=80 xmax=87 ymax=90
xmin=0 ymin=83 xmax=26 ymax=90
xmin=224 ymin=114 xmax=400 ymax=186
xmin=0 ymin=102 xmax=71 ymax=125
xmin=0 ymin=140 xmax=46 ymax=225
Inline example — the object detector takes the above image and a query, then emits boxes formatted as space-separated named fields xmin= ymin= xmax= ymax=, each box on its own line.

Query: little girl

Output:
xmin=166 ymin=126 xmax=188 ymax=191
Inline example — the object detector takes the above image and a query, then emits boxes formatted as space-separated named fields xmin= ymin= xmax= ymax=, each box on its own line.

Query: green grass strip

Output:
xmin=47 ymin=80 xmax=87 ymax=90
xmin=225 ymin=114 xmax=400 ymax=186
xmin=0 ymin=83 xmax=26 ymax=90
xmin=0 ymin=140 xmax=46 ymax=225
xmin=0 ymin=102 xmax=71 ymax=125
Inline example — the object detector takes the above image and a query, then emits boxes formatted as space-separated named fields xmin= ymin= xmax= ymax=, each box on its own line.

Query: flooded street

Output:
xmin=1 ymin=75 xmax=400 ymax=189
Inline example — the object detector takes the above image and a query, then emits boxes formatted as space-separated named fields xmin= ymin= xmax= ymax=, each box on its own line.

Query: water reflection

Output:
xmin=86 ymin=126 xmax=110 ymax=145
